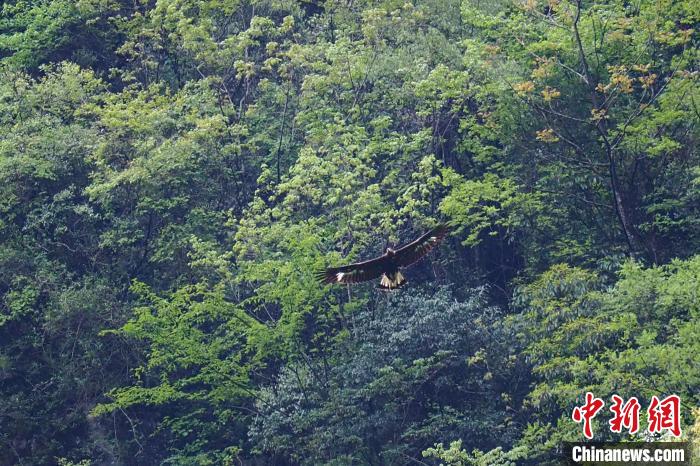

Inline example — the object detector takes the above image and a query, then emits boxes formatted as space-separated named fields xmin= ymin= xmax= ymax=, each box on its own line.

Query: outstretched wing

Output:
xmin=394 ymin=224 xmax=449 ymax=268
xmin=316 ymin=255 xmax=388 ymax=285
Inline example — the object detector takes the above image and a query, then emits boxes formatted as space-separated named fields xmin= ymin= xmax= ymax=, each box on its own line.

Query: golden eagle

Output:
xmin=317 ymin=224 xmax=449 ymax=290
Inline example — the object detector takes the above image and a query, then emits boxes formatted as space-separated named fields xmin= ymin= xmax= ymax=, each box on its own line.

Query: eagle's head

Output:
xmin=385 ymin=247 xmax=396 ymax=256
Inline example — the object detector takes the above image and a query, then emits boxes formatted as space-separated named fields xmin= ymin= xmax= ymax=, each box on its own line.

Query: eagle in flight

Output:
xmin=317 ymin=224 xmax=449 ymax=290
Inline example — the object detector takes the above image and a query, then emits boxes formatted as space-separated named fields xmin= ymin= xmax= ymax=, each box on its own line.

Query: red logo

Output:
xmin=572 ymin=392 xmax=605 ymax=439
xmin=572 ymin=393 xmax=682 ymax=439
xmin=609 ymin=395 xmax=640 ymax=434
xmin=648 ymin=395 xmax=681 ymax=437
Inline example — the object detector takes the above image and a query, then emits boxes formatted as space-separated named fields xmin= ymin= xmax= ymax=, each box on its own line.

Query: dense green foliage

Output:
xmin=0 ymin=0 xmax=698 ymax=464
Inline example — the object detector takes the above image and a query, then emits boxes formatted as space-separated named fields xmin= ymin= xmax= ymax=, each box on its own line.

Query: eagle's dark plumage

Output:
xmin=317 ymin=224 xmax=449 ymax=290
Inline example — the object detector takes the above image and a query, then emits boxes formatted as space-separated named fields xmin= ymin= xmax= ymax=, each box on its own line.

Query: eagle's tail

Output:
xmin=378 ymin=271 xmax=406 ymax=290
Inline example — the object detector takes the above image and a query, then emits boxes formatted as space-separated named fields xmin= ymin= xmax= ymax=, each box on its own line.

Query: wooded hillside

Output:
xmin=0 ymin=0 xmax=698 ymax=464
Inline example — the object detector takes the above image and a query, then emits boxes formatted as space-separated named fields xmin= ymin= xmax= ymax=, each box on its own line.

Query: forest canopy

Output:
xmin=0 ymin=0 xmax=698 ymax=464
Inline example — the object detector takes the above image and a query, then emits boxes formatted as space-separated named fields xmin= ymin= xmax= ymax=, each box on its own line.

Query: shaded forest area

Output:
xmin=0 ymin=0 xmax=698 ymax=464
